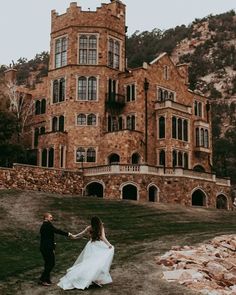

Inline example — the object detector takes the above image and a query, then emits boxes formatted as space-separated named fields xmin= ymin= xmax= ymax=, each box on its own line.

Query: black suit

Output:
xmin=40 ymin=220 xmax=68 ymax=283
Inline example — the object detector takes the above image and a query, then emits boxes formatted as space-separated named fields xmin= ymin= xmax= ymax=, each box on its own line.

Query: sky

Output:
xmin=0 ymin=0 xmax=236 ymax=65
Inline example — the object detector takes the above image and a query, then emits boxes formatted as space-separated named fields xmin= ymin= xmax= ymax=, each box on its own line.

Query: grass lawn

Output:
xmin=0 ymin=189 xmax=235 ymax=295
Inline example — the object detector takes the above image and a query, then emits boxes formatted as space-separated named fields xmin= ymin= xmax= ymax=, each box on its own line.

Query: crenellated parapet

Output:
xmin=51 ymin=1 xmax=126 ymax=36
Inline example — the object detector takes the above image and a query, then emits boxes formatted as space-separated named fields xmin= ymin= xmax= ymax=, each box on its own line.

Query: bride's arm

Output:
xmin=72 ymin=226 xmax=90 ymax=239
xmin=101 ymin=226 xmax=113 ymax=248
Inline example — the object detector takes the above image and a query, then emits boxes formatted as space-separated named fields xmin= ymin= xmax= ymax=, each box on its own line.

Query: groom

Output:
xmin=39 ymin=212 xmax=72 ymax=286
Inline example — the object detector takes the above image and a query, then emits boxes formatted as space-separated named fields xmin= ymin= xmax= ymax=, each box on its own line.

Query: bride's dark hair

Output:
xmin=91 ymin=216 xmax=102 ymax=241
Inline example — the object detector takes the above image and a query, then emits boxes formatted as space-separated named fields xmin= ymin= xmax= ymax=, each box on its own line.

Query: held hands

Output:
xmin=68 ymin=232 xmax=77 ymax=239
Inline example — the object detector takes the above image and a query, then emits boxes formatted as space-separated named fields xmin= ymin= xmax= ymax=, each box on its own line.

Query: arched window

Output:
xmin=59 ymin=115 xmax=64 ymax=132
xmin=77 ymin=114 xmax=86 ymax=125
xmin=48 ymin=148 xmax=54 ymax=167
xmin=52 ymin=117 xmax=58 ymax=132
xmin=108 ymin=115 xmax=112 ymax=132
xmin=127 ymin=116 xmax=132 ymax=130
xmin=59 ymin=78 xmax=65 ymax=102
xmin=204 ymin=129 xmax=209 ymax=148
xmin=118 ymin=116 xmax=123 ymax=130
xmin=158 ymin=89 xmax=163 ymax=101
xmin=131 ymin=115 xmax=136 ymax=130
xmin=34 ymin=128 xmax=39 ymax=147
xmin=131 ymin=153 xmax=140 ymax=164
xmin=35 ymin=100 xmax=41 ymax=115
xmin=183 ymin=120 xmax=188 ymax=141
xmin=201 ymin=128 xmax=204 ymax=147
xmin=184 ymin=153 xmax=188 ymax=169
xmin=178 ymin=118 xmax=182 ymax=140
xmin=79 ymin=35 xmax=88 ymax=64
xmin=41 ymin=99 xmax=46 ymax=114
xmin=172 ymin=117 xmax=177 ymax=139
xmin=127 ymin=85 xmax=131 ymax=102
xmin=169 ymin=92 xmax=174 ymax=100
xmin=114 ymin=41 xmax=120 ymax=69
xmin=159 ymin=116 xmax=165 ymax=138
xmin=87 ymin=114 xmax=96 ymax=125
xmin=178 ymin=151 xmax=183 ymax=167
xmin=159 ymin=150 xmax=165 ymax=166
xmin=88 ymin=35 xmax=97 ymax=64
xmin=198 ymin=102 xmax=202 ymax=117
xmin=40 ymin=126 xmax=45 ymax=134
xmin=76 ymin=147 xmax=86 ymax=162
xmin=41 ymin=149 xmax=47 ymax=167
xmin=88 ymin=77 xmax=97 ymax=100
xmin=194 ymin=101 xmax=198 ymax=116
xmin=87 ymin=148 xmax=96 ymax=162
xmin=53 ymin=80 xmax=59 ymax=103
xmin=78 ymin=77 xmax=87 ymax=100
xmin=172 ymin=150 xmax=177 ymax=167
xmin=164 ymin=90 xmax=168 ymax=100
xmin=196 ymin=128 xmax=200 ymax=147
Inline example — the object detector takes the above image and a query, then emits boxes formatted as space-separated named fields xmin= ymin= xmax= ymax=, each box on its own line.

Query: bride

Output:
xmin=57 ymin=216 xmax=114 ymax=290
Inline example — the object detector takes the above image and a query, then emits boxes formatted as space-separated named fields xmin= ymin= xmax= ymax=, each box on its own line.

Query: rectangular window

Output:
xmin=79 ymin=35 xmax=97 ymax=65
xmin=55 ymin=37 xmax=67 ymax=68
xmin=126 ymin=84 xmax=136 ymax=102
xmin=108 ymin=38 xmax=120 ymax=69
xmin=77 ymin=76 xmax=97 ymax=101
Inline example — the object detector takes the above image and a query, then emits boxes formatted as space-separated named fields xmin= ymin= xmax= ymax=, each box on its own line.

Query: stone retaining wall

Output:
xmin=0 ymin=164 xmax=232 ymax=209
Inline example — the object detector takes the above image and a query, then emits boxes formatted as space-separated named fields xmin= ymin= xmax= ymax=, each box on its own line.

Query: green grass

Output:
xmin=0 ymin=191 xmax=236 ymax=284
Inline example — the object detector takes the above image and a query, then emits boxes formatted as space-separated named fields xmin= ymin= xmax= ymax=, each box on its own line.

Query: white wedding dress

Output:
xmin=57 ymin=240 xmax=114 ymax=290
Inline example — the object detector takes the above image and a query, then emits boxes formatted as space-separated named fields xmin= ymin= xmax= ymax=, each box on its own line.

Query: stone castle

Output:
xmin=3 ymin=0 xmax=231 ymax=208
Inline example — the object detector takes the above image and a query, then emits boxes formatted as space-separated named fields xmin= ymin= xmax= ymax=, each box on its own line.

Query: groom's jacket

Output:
xmin=40 ymin=221 xmax=68 ymax=251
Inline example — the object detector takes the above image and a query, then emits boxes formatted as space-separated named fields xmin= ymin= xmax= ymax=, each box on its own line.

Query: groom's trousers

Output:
xmin=40 ymin=248 xmax=55 ymax=283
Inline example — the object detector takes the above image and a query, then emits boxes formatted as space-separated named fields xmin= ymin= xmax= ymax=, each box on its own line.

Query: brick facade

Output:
xmin=2 ymin=0 xmax=232 ymax=208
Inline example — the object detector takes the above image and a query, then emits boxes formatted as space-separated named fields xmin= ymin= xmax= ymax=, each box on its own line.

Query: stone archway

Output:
xmin=148 ymin=185 xmax=159 ymax=202
xmin=131 ymin=153 xmax=140 ymax=164
xmin=192 ymin=189 xmax=207 ymax=206
xmin=85 ymin=182 xmax=104 ymax=198
xmin=193 ymin=165 xmax=205 ymax=172
xmin=122 ymin=184 xmax=138 ymax=200
xmin=108 ymin=153 xmax=120 ymax=164
xmin=216 ymin=194 xmax=228 ymax=209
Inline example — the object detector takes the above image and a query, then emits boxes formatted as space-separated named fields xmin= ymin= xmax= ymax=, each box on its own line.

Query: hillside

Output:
xmin=0 ymin=189 xmax=236 ymax=295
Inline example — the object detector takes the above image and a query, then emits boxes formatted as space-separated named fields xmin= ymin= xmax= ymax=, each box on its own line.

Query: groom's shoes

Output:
xmin=42 ymin=282 xmax=52 ymax=286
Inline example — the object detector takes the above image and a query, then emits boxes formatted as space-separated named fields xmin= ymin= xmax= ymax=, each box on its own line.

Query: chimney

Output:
xmin=177 ymin=64 xmax=189 ymax=85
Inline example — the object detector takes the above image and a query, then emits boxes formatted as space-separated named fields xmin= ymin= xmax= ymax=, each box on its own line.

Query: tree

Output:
xmin=6 ymin=80 xmax=34 ymax=142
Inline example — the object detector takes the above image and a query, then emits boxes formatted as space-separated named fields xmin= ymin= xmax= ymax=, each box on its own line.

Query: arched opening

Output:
xmin=216 ymin=194 xmax=228 ymax=209
xmin=193 ymin=165 xmax=205 ymax=172
xmin=131 ymin=153 xmax=140 ymax=164
xmin=192 ymin=189 xmax=206 ymax=206
xmin=148 ymin=185 xmax=158 ymax=202
xmin=108 ymin=153 xmax=120 ymax=164
xmin=122 ymin=184 xmax=137 ymax=201
xmin=85 ymin=182 xmax=103 ymax=198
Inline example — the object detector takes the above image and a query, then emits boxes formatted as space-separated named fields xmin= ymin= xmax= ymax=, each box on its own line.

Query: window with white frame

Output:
xmin=126 ymin=84 xmax=136 ymax=102
xmin=108 ymin=38 xmax=120 ymax=69
xmin=79 ymin=34 xmax=98 ymax=65
xmin=157 ymin=87 xmax=175 ymax=102
xmin=172 ymin=150 xmax=188 ymax=168
xmin=76 ymin=147 xmax=96 ymax=163
xmin=163 ymin=65 xmax=169 ymax=80
xmin=195 ymin=127 xmax=209 ymax=147
xmin=52 ymin=115 xmax=65 ymax=132
xmin=55 ymin=37 xmax=67 ymax=68
xmin=194 ymin=100 xmax=203 ymax=117
xmin=172 ymin=116 xmax=188 ymax=142
xmin=77 ymin=113 xmax=97 ymax=126
xmin=52 ymin=78 xmax=65 ymax=103
xmin=77 ymin=76 xmax=97 ymax=101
